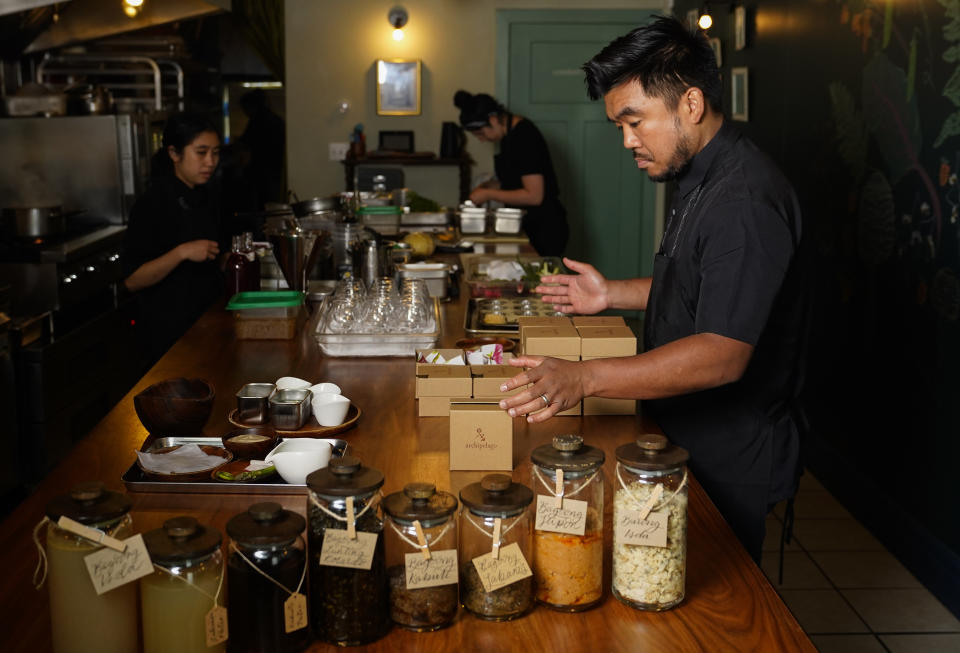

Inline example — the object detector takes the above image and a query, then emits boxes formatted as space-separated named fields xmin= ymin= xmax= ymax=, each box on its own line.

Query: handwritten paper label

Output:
xmin=204 ymin=605 xmax=229 ymax=647
xmin=615 ymin=508 xmax=669 ymax=548
xmin=83 ymin=534 xmax=154 ymax=595
xmin=284 ymin=592 xmax=308 ymax=633
xmin=535 ymin=495 xmax=588 ymax=536
xmin=404 ymin=549 xmax=458 ymax=590
xmin=319 ymin=529 xmax=378 ymax=569
xmin=471 ymin=542 xmax=533 ymax=593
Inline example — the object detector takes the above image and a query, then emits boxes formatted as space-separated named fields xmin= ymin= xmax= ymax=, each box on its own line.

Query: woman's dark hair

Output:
xmin=582 ymin=15 xmax=722 ymax=114
xmin=150 ymin=112 xmax=220 ymax=179
xmin=453 ymin=90 xmax=506 ymax=130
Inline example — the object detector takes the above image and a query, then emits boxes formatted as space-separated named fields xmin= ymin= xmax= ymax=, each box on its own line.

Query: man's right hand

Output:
xmin=179 ymin=239 xmax=220 ymax=262
xmin=536 ymin=257 xmax=609 ymax=314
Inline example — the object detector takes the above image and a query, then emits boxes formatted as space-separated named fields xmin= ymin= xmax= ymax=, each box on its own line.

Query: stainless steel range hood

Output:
xmin=0 ymin=0 xmax=60 ymax=17
xmin=24 ymin=0 xmax=230 ymax=53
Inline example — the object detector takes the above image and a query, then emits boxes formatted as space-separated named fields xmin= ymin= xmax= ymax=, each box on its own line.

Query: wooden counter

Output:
xmin=0 ymin=289 xmax=815 ymax=652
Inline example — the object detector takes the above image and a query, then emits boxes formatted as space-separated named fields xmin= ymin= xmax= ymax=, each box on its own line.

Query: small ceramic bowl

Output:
xmin=265 ymin=439 xmax=332 ymax=484
xmin=308 ymin=382 xmax=342 ymax=396
xmin=275 ymin=376 xmax=312 ymax=391
xmin=221 ymin=426 xmax=278 ymax=460
xmin=312 ymin=393 xmax=351 ymax=427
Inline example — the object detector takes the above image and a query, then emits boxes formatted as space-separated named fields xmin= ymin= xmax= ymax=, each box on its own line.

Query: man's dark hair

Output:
xmin=582 ymin=15 xmax=722 ymax=114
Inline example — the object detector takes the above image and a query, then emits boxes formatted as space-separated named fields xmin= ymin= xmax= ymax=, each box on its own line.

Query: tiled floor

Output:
xmin=763 ymin=471 xmax=960 ymax=653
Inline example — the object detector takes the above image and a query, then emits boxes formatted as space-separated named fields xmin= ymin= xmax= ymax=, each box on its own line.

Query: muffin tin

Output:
xmin=463 ymin=297 xmax=566 ymax=336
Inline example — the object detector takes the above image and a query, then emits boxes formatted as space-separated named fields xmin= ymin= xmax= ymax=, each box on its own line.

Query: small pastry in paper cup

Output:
xmin=418 ymin=350 xmax=445 ymax=364
xmin=465 ymin=343 xmax=503 ymax=365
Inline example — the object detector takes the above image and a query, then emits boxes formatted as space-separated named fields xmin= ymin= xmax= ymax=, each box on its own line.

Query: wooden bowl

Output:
xmin=134 ymin=378 xmax=215 ymax=435
xmin=136 ymin=444 xmax=232 ymax=481
xmin=455 ymin=337 xmax=517 ymax=353
xmin=221 ymin=426 xmax=278 ymax=460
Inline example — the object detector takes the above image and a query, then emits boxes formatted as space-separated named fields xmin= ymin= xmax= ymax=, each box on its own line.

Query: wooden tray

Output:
xmin=227 ymin=404 xmax=360 ymax=437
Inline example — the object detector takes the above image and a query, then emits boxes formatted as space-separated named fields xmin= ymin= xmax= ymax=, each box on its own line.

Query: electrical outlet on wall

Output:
xmin=328 ymin=142 xmax=349 ymax=161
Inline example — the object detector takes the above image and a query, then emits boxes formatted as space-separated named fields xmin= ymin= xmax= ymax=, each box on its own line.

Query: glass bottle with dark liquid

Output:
xmin=226 ymin=502 xmax=310 ymax=653
xmin=225 ymin=234 xmax=250 ymax=297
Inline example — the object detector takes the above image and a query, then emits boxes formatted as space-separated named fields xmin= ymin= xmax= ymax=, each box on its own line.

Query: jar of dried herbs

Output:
xmin=613 ymin=433 xmax=690 ymax=611
xmin=458 ymin=474 xmax=534 ymax=621
xmin=226 ymin=502 xmax=310 ymax=653
xmin=530 ymin=434 xmax=604 ymax=611
xmin=382 ymin=482 xmax=459 ymax=631
xmin=306 ymin=456 xmax=390 ymax=645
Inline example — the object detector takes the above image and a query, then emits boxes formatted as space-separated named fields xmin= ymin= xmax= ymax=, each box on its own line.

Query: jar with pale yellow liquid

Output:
xmin=142 ymin=516 xmax=226 ymax=653
xmin=40 ymin=481 xmax=138 ymax=653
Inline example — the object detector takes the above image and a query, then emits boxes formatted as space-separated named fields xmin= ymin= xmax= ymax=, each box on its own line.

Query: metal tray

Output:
xmin=464 ymin=297 xmax=567 ymax=336
xmin=122 ymin=436 xmax=347 ymax=495
xmin=313 ymin=296 xmax=441 ymax=356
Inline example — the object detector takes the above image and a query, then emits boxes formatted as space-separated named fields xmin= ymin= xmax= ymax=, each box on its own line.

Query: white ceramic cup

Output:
xmin=309 ymin=382 xmax=342 ymax=396
xmin=275 ymin=376 xmax=312 ymax=391
xmin=311 ymin=393 xmax=351 ymax=427
xmin=264 ymin=439 xmax=332 ymax=484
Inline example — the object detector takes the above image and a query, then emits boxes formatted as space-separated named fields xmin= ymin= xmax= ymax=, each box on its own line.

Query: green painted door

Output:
xmin=497 ymin=10 xmax=660 ymax=282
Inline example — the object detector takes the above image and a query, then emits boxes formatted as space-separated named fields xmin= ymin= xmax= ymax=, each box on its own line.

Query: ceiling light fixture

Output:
xmin=122 ymin=0 xmax=144 ymax=18
xmin=388 ymin=6 xmax=408 ymax=41
xmin=698 ymin=3 xmax=713 ymax=30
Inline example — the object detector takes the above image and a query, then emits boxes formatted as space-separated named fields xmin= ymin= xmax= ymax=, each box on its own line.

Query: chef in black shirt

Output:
xmin=123 ymin=113 xmax=224 ymax=368
xmin=497 ymin=17 xmax=808 ymax=562
xmin=454 ymin=90 xmax=568 ymax=256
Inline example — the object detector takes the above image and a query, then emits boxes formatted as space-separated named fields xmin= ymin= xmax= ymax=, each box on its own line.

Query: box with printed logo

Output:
xmin=449 ymin=399 xmax=513 ymax=470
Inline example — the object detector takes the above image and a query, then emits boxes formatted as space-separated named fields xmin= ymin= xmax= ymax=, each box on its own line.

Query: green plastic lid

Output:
xmin=357 ymin=205 xmax=401 ymax=215
xmin=226 ymin=290 xmax=305 ymax=311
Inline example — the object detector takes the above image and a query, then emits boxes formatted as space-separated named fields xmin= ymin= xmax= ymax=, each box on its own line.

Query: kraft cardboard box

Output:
xmin=523 ymin=325 xmax=581 ymax=358
xmin=583 ymin=397 xmax=636 ymax=415
xmin=419 ymin=396 xmax=452 ymax=417
xmin=578 ymin=326 xmax=637 ymax=358
xmin=471 ymin=365 xmax=522 ymax=398
xmin=572 ymin=315 xmax=627 ymax=327
xmin=449 ymin=399 xmax=513 ymax=470
xmin=415 ymin=349 xmax=465 ymax=374
xmin=518 ymin=316 xmax=572 ymax=352
xmin=416 ymin=366 xmax=472 ymax=399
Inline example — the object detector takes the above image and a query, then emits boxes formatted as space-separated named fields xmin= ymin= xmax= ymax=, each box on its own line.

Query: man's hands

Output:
xmin=498 ymin=355 xmax=589 ymax=423
xmin=537 ymin=257 xmax=609 ymax=315
xmin=178 ymin=239 xmax=220 ymax=262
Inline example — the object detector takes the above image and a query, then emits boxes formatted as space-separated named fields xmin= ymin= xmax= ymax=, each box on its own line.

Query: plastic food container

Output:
xmin=227 ymin=291 xmax=305 ymax=340
xmin=359 ymin=205 xmax=401 ymax=234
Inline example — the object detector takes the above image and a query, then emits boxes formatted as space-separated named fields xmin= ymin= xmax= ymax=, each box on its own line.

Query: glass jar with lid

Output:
xmin=382 ymin=482 xmax=459 ymax=631
xmin=458 ymin=474 xmax=534 ymax=621
xmin=613 ymin=433 xmax=690 ymax=611
xmin=41 ymin=481 xmax=137 ymax=653
xmin=226 ymin=502 xmax=310 ymax=653
xmin=305 ymin=455 xmax=390 ymax=645
xmin=141 ymin=516 xmax=225 ymax=653
xmin=530 ymin=434 xmax=605 ymax=611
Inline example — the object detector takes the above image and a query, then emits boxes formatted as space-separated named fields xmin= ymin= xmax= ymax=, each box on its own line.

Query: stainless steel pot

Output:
xmin=2 ymin=206 xmax=65 ymax=238
xmin=65 ymin=84 xmax=113 ymax=115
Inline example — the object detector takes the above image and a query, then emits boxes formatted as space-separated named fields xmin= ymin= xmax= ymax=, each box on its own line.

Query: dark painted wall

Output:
xmin=670 ymin=0 xmax=960 ymax=611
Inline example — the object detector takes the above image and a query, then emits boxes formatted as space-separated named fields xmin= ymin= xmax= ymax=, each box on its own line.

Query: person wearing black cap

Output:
xmin=454 ymin=90 xmax=568 ymax=256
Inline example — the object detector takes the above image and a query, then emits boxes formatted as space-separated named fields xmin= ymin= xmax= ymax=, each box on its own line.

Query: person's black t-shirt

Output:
xmin=494 ymin=118 xmax=568 ymax=255
xmin=123 ymin=176 xmax=224 ymax=365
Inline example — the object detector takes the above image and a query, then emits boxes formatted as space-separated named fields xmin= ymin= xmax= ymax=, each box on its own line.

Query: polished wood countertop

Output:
xmin=0 ymin=287 xmax=815 ymax=652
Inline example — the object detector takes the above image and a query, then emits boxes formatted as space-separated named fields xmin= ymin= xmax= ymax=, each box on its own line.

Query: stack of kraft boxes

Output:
xmin=517 ymin=316 xmax=582 ymax=416
xmin=573 ymin=316 xmax=637 ymax=415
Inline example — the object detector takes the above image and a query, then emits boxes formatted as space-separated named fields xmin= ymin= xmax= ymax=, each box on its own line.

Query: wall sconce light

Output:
xmin=698 ymin=3 xmax=713 ymax=30
xmin=388 ymin=6 xmax=408 ymax=41
xmin=123 ymin=0 xmax=144 ymax=18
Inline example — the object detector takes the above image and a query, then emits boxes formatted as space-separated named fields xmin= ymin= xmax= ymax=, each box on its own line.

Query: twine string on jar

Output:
xmin=309 ymin=491 xmax=383 ymax=529
xmin=32 ymin=515 xmax=131 ymax=590
xmin=462 ymin=510 xmax=524 ymax=552
xmin=228 ymin=542 xmax=307 ymax=597
xmin=386 ymin=518 xmax=454 ymax=556
xmin=615 ymin=463 xmax=689 ymax=519
xmin=532 ymin=467 xmax=600 ymax=501
xmin=153 ymin=558 xmax=225 ymax=609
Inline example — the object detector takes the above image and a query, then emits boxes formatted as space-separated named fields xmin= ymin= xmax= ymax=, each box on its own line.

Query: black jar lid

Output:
xmin=143 ymin=516 xmax=222 ymax=565
xmin=383 ymin=482 xmax=458 ymax=526
xmin=531 ymin=434 xmax=605 ymax=473
xmin=306 ymin=455 xmax=384 ymax=497
xmin=615 ymin=433 xmax=689 ymax=471
xmin=459 ymin=474 xmax=533 ymax=517
xmin=226 ymin=502 xmax=305 ymax=547
xmin=45 ymin=481 xmax=132 ymax=525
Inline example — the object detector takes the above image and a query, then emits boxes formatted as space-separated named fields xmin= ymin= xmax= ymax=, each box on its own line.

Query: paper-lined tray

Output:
xmin=122 ymin=436 xmax=347 ymax=494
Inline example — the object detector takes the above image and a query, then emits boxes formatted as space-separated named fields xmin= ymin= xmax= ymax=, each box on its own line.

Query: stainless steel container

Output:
xmin=459 ymin=211 xmax=487 ymax=234
xmin=269 ymin=388 xmax=313 ymax=430
xmin=396 ymin=262 xmax=450 ymax=298
xmin=235 ymin=383 xmax=276 ymax=425
xmin=494 ymin=209 xmax=524 ymax=235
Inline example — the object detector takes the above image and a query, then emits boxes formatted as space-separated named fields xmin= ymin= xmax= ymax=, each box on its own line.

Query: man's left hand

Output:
xmin=498 ymin=355 xmax=586 ymax=422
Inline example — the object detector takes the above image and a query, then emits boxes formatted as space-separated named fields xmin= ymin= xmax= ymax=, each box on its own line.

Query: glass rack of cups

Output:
xmin=319 ymin=276 xmax=436 ymax=334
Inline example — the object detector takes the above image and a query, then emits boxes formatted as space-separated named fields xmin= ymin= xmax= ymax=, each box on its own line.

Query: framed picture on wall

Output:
xmin=734 ymin=6 xmax=747 ymax=50
xmin=686 ymin=9 xmax=699 ymax=31
xmin=731 ymin=67 xmax=749 ymax=121
xmin=376 ymin=59 xmax=421 ymax=116
xmin=709 ymin=37 xmax=722 ymax=67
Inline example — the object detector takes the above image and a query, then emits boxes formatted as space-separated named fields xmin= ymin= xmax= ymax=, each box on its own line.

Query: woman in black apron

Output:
xmin=453 ymin=90 xmax=568 ymax=256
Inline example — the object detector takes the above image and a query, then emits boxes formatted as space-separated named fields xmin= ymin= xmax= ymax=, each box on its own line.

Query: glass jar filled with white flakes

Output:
xmin=612 ymin=433 xmax=690 ymax=611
